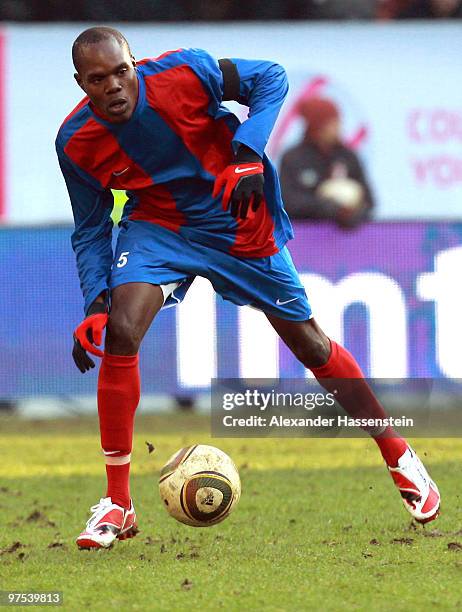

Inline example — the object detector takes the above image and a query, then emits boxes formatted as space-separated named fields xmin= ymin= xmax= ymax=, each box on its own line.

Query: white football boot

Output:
xmin=76 ymin=497 xmax=138 ymax=549
xmin=387 ymin=446 xmax=440 ymax=524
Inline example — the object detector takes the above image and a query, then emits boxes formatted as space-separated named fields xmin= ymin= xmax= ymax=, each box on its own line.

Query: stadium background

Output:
xmin=1 ymin=21 xmax=462 ymax=412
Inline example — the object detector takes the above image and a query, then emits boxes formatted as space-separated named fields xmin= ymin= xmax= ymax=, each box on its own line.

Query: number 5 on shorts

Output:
xmin=117 ymin=251 xmax=130 ymax=268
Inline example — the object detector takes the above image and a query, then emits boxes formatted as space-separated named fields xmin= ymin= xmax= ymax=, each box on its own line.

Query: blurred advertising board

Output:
xmin=1 ymin=221 xmax=461 ymax=399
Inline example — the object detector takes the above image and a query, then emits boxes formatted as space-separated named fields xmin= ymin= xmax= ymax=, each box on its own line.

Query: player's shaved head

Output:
xmin=72 ymin=26 xmax=131 ymax=72
xmin=72 ymin=26 xmax=138 ymax=124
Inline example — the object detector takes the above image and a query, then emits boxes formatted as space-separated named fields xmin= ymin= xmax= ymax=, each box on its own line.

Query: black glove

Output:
xmin=72 ymin=300 xmax=108 ymax=373
xmin=231 ymin=167 xmax=265 ymax=220
xmin=212 ymin=145 xmax=265 ymax=220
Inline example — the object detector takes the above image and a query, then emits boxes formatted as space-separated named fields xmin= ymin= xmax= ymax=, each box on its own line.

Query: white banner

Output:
xmin=5 ymin=23 xmax=462 ymax=223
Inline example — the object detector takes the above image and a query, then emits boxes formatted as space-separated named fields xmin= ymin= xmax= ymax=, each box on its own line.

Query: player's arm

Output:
xmin=57 ymin=151 xmax=114 ymax=370
xmin=189 ymin=49 xmax=288 ymax=218
xmin=212 ymin=56 xmax=288 ymax=218
xmin=218 ymin=57 xmax=288 ymax=159
xmin=188 ymin=49 xmax=288 ymax=157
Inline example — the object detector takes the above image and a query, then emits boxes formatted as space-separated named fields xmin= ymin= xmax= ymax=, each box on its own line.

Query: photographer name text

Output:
xmin=222 ymin=415 xmax=414 ymax=428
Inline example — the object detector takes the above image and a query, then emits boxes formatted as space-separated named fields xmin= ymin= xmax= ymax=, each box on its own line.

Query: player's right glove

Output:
xmin=72 ymin=301 xmax=108 ymax=373
xmin=212 ymin=162 xmax=264 ymax=220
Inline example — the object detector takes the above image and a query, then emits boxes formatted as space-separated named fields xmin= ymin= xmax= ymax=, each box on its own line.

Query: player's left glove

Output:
xmin=212 ymin=162 xmax=264 ymax=220
xmin=72 ymin=301 xmax=108 ymax=372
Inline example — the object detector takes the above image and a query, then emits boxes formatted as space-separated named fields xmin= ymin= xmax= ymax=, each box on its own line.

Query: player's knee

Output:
xmin=105 ymin=314 xmax=143 ymax=355
xmin=292 ymin=336 xmax=330 ymax=369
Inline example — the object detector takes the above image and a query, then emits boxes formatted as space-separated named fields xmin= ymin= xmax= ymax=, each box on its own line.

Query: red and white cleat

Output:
xmin=76 ymin=497 xmax=138 ymax=549
xmin=387 ymin=446 xmax=440 ymax=524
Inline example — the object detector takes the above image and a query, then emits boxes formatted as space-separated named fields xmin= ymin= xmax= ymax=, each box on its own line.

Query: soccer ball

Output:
xmin=158 ymin=444 xmax=241 ymax=527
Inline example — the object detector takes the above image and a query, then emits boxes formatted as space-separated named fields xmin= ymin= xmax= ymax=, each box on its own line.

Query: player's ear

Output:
xmin=131 ymin=55 xmax=136 ymax=68
xmin=74 ymin=72 xmax=85 ymax=91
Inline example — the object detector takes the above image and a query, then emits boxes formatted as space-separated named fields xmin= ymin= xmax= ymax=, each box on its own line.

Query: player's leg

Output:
xmin=203 ymin=240 xmax=440 ymax=524
xmin=105 ymin=282 xmax=165 ymax=354
xmin=100 ymin=281 xmax=165 ymax=503
xmin=77 ymin=221 xmax=198 ymax=548
xmin=266 ymin=314 xmax=440 ymax=523
xmin=265 ymin=314 xmax=408 ymax=453
xmin=77 ymin=282 xmax=166 ymax=549
xmin=98 ymin=224 xmax=195 ymax=507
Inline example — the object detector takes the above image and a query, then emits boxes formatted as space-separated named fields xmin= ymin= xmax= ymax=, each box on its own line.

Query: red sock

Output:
xmin=311 ymin=341 xmax=407 ymax=467
xmin=97 ymin=352 xmax=140 ymax=509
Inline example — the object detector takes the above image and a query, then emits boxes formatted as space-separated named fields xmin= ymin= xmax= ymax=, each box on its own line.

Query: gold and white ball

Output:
xmin=159 ymin=444 xmax=241 ymax=527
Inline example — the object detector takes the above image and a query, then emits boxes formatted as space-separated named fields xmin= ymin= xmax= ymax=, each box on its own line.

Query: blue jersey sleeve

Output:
xmin=56 ymin=148 xmax=114 ymax=314
xmin=187 ymin=49 xmax=288 ymax=158
xmin=230 ymin=58 xmax=288 ymax=157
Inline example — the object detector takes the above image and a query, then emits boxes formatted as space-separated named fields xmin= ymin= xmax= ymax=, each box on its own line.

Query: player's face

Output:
xmin=75 ymin=38 xmax=138 ymax=124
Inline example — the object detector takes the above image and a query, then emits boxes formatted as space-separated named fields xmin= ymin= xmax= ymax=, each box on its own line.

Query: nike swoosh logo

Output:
xmin=113 ymin=167 xmax=129 ymax=176
xmin=276 ymin=297 xmax=299 ymax=306
xmin=103 ymin=450 xmax=120 ymax=455
xmin=234 ymin=166 xmax=259 ymax=174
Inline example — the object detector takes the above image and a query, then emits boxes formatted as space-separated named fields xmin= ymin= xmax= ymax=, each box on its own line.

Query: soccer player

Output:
xmin=56 ymin=27 xmax=440 ymax=549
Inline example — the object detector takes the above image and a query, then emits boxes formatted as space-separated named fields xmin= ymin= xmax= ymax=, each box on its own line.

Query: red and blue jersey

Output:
xmin=56 ymin=48 xmax=293 ymax=311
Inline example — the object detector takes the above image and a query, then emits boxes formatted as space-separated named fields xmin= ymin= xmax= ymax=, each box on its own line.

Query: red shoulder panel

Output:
xmin=144 ymin=65 xmax=233 ymax=177
xmin=137 ymin=49 xmax=183 ymax=66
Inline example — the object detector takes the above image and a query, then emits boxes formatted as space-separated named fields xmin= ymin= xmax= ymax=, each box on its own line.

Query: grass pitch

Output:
xmin=1 ymin=414 xmax=461 ymax=611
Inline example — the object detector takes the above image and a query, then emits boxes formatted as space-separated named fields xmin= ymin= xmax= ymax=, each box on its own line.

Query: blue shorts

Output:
xmin=110 ymin=220 xmax=312 ymax=321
